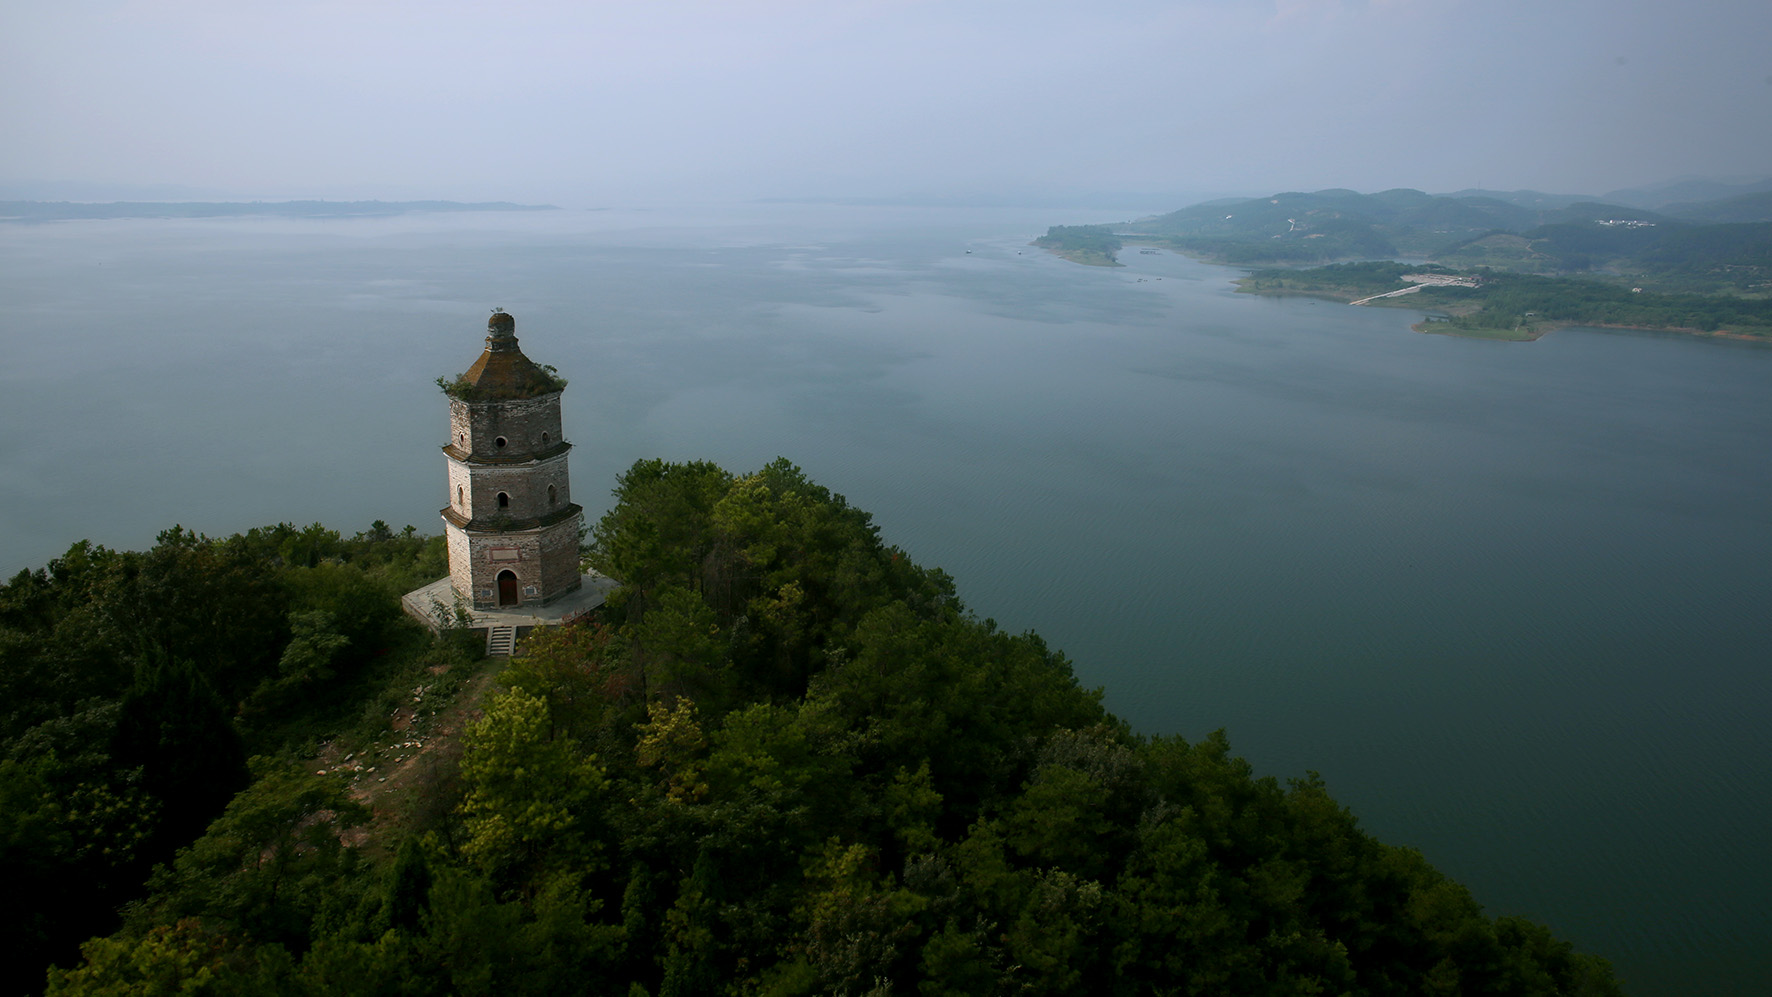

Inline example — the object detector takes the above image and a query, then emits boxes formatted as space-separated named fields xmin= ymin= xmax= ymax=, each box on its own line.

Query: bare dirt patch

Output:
xmin=312 ymin=659 xmax=503 ymax=848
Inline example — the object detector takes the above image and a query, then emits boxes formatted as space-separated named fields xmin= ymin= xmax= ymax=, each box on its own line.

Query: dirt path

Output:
xmin=312 ymin=659 xmax=504 ymax=847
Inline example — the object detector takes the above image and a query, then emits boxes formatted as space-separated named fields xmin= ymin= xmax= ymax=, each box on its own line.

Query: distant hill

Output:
xmin=1432 ymin=189 xmax=1595 ymax=211
xmin=1109 ymin=188 xmax=1677 ymax=264
xmin=1424 ymin=216 xmax=1771 ymax=293
xmin=1657 ymin=190 xmax=1772 ymax=224
xmin=1601 ymin=176 xmax=1772 ymax=211
xmin=1117 ymin=188 xmax=1502 ymax=262
xmin=0 ymin=199 xmax=559 ymax=222
xmin=1039 ymin=186 xmax=1772 ymax=294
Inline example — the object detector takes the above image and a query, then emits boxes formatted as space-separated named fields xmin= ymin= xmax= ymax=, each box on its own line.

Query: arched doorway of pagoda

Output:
xmin=497 ymin=570 xmax=520 ymax=607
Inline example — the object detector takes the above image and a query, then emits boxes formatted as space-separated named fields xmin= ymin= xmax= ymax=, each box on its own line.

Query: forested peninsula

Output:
xmin=1040 ymin=184 xmax=1772 ymax=341
xmin=1032 ymin=225 xmax=1123 ymax=266
xmin=3 ymin=458 xmax=1622 ymax=996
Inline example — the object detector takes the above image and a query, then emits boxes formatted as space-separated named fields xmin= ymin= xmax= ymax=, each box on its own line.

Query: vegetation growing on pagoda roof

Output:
xmin=436 ymin=363 xmax=567 ymax=402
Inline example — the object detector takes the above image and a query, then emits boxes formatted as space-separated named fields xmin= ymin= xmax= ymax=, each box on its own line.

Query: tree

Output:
xmin=46 ymin=919 xmax=299 ymax=997
xmin=631 ymin=586 xmax=729 ymax=708
xmin=133 ymin=759 xmax=368 ymax=952
xmin=109 ymin=656 xmax=250 ymax=854
xmin=384 ymin=837 xmax=434 ymax=933
xmin=586 ymin=459 xmax=733 ymax=623
xmin=501 ymin=622 xmax=634 ymax=746
xmin=458 ymin=688 xmax=607 ymax=881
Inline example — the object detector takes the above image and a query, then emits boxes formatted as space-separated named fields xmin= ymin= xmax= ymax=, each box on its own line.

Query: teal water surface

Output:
xmin=3 ymin=205 xmax=1768 ymax=994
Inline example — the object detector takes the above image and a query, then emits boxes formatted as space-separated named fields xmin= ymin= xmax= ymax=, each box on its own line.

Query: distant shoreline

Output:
xmin=1231 ymin=277 xmax=1770 ymax=344
xmin=0 ymin=200 xmax=559 ymax=222
xmin=1418 ymin=319 xmax=1772 ymax=345
xmin=1031 ymin=242 xmax=1122 ymax=267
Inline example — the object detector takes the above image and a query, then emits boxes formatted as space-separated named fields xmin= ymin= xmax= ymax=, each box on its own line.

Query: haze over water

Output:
xmin=3 ymin=205 xmax=1769 ymax=995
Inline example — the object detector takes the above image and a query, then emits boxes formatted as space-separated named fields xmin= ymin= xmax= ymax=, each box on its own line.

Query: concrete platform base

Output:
xmin=401 ymin=573 xmax=619 ymax=636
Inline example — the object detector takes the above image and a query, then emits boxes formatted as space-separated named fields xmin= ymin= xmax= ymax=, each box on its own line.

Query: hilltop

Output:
xmin=4 ymin=461 xmax=1622 ymax=996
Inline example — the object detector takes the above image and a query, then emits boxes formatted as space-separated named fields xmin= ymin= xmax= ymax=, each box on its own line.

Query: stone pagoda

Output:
xmin=438 ymin=310 xmax=584 ymax=609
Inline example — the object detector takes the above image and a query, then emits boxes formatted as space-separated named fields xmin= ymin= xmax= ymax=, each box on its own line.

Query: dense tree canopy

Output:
xmin=1033 ymin=225 xmax=1124 ymax=264
xmin=1 ymin=522 xmax=444 ymax=995
xmin=9 ymin=465 xmax=1622 ymax=995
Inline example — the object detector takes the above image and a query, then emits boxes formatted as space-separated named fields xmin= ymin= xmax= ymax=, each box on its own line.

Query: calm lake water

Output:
xmin=4 ymin=205 xmax=1768 ymax=995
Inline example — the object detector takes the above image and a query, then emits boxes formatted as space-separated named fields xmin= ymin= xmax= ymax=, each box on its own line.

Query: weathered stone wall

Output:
xmin=449 ymin=393 xmax=563 ymax=459
xmin=446 ymin=462 xmax=470 ymax=521
xmin=469 ymin=531 xmax=539 ymax=608
xmin=446 ymin=451 xmax=571 ymax=524
xmin=536 ymin=516 xmax=584 ymax=598
xmin=445 ymin=522 xmax=474 ymax=602
xmin=445 ymin=516 xmax=582 ymax=609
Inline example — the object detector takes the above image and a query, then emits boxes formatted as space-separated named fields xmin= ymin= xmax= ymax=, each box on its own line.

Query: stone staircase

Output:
xmin=485 ymin=625 xmax=517 ymax=657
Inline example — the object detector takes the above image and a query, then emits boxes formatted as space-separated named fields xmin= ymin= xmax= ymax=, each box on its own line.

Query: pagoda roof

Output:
xmin=443 ymin=312 xmax=565 ymax=401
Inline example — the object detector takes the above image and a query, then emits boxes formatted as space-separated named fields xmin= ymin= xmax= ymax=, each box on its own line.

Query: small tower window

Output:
xmin=458 ymin=433 xmax=465 ymax=446
xmin=548 ymin=484 xmax=557 ymax=506
xmin=457 ymin=485 xmax=464 ymax=506
xmin=542 ymin=432 xmax=550 ymax=445
xmin=494 ymin=436 xmax=507 ymax=449
xmin=497 ymin=492 xmax=510 ymax=509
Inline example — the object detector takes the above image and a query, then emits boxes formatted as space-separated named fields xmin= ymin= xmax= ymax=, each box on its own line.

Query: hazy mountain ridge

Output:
xmin=0 ymin=200 xmax=559 ymax=222
xmin=1656 ymin=190 xmax=1772 ymax=224
xmin=1054 ymin=182 xmax=1772 ymax=292
xmin=1599 ymin=176 xmax=1772 ymax=211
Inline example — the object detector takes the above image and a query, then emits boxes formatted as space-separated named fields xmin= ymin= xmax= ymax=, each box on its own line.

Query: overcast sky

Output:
xmin=3 ymin=0 xmax=1768 ymax=205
